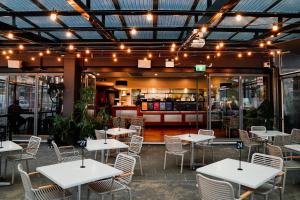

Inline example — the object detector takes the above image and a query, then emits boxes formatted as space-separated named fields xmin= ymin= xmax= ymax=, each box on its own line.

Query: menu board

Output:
xmin=165 ymin=102 xmax=173 ymax=111
xmin=148 ymin=102 xmax=154 ymax=111
xmin=160 ymin=102 xmax=166 ymax=110
xmin=141 ymin=102 xmax=148 ymax=111
xmin=153 ymin=102 xmax=160 ymax=111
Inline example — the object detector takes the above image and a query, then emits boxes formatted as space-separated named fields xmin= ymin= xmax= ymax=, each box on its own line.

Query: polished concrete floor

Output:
xmin=0 ymin=143 xmax=299 ymax=200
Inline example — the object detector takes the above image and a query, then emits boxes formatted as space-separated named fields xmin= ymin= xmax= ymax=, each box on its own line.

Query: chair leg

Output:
xmin=180 ymin=154 xmax=184 ymax=174
xmin=11 ymin=160 xmax=15 ymax=184
xmin=247 ymin=147 xmax=251 ymax=162
xmin=163 ymin=152 xmax=167 ymax=170
xmin=105 ymin=150 xmax=110 ymax=163
xmin=128 ymin=188 xmax=132 ymax=200
xmin=25 ymin=160 xmax=29 ymax=172
xmin=211 ymin=147 xmax=214 ymax=162
xmin=138 ymin=156 xmax=143 ymax=176
xmin=4 ymin=159 xmax=7 ymax=176
xmin=202 ymin=147 xmax=205 ymax=165
xmin=264 ymin=194 xmax=268 ymax=200
xmin=87 ymin=188 xmax=90 ymax=200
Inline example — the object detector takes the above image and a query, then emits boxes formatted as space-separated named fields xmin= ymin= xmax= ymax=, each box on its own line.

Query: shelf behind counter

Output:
xmin=112 ymin=105 xmax=207 ymax=126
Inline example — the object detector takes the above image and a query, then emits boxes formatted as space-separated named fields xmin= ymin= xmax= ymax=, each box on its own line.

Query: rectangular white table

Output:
xmin=250 ymin=130 xmax=289 ymax=139
xmin=284 ymin=144 xmax=300 ymax=152
xmin=176 ymin=134 xmax=215 ymax=169
xmin=85 ymin=139 xmax=128 ymax=162
xmin=37 ymin=159 xmax=123 ymax=200
xmin=197 ymin=158 xmax=281 ymax=194
xmin=0 ymin=141 xmax=23 ymax=186
xmin=107 ymin=128 xmax=136 ymax=138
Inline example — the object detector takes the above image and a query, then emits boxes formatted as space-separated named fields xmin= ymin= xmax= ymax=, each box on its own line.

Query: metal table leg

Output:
xmin=77 ymin=185 xmax=81 ymax=200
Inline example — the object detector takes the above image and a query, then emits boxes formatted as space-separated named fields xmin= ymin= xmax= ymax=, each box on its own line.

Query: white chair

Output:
xmin=163 ymin=135 xmax=188 ymax=174
xmin=196 ymin=129 xmax=214 ymax=164
xmin=129 ymin=125 xmax=142 ymax=137
xmin=87 ymin=153 xmax=136 ymax=200
xmin=94 ymin=129 xmax=110 ymax=162
xmin=291 ymin=128 xmax=300 ymax=143
xmin=239 ymin=130 xmax=261 ymax=162
xmin=18 ymin=163 xmax=72 ymax=200
xmin=251 ymin=153 xmax=285 ymax=200
xmin=196 ymin=173 xmax=252 ymax=200
xmin=251 ymin=126 xmax=267 ymax=140
xmin=51 ymin=141 xmax=80 ymax=163
xmin=123 ymin=135 xmax=144 ymax=175
xmin=5 ymin=136 xmax=41 ymax=184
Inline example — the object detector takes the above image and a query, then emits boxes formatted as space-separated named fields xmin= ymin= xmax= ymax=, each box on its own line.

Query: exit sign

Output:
xmin=195 ymin=64 xmax=206 ymax=72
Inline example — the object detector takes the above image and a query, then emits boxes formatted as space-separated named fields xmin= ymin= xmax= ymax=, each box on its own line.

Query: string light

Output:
xmin=217 ymin=52 xmax=221 ymax=57
xmin=170 ymin=47 xmax=175 ymax=52
xmin=85 ymin=49 xmax=90 ymax=54
xmin=183 ymin=53 xmax=188 ymax=58
xmin=272 ymin=24 xmax=279 ymax=32
xmin=57 ymin=57 xmax=61 ymax=62
xmin=66 ymin=31 xmax=72 ymax=38
xmin=266 ymin=41 xmax=272 ymax=45
xmin=143 ymin=57 xmax=147 ymax=61
xmin=259 ymin=42 xmax=264 ymax=48
xmin=206 ymin=55 xmax=210 ymax=60
xmin=68 ymin=44 xmax=74 ymax=50
xmin=120 ymin=44 xmax=125 ymax=50
xmin=39 ymin=52 xmax=43 ymax=56
xmin=96 ymin=73 xmax=100 ymax=76
xmin=130 ymin=28 xmax=137 ymax=35
xmin=276 ymin=50 xmax=281 ymax=55
xmin=175 ymin=56 xmax=179 ymax=61
xmin=270 ymin=51 xmax=274 ymax=56
xmin=84 ymin=58 xmax=88 ymax=62
xmin=171 ymin=43 xmax=176 ymax=48
xmin=247 ymin=51 xmax=252 ymax=56
xmin=46 ymin=49 xmax=51 ymax=54
xmin=148 ymin=53 xmax=152 ymax=58
xmin=18 ymin=44 xmax=24 ymax=50
xmin=8 ymin=49 xmax=13 ymax=54
xmin=154 ymin=73 xmax=158 ymax=76
xmin=238 ymin=53 xmax=242 ymax=58
xmin=50 ymin=11 xmax=57 ymax=21
xmin=236 ymin=14 xmax=242 ymax=21
xmin=31 ymin=57 xmax=35 ymax=61
xmin=216 ymin=45 xmax=220 ymax=50
xmin=113 ymin=58 xmax=118 ymax=62
xmin=76 ymin=53 xmax=81 ymax=58
xmin=112 ymin=53 xmax=116 ymax=58
xmin=7 ymin=32 xmax=14 ymax=39
xmin=219 ymin=42 xmax=224 ymax=48
xmin=146 ymin=12 xmax=153 ymax=21
xmin=5 ymin=55 xmax=10 ymax=60
xmin=2 ymin=50 xmax=6 ymax=55
xmin=201 ymin=26 xmax=207 ymax=33
xmin=127 ymin=48 xmax=131 ymax=53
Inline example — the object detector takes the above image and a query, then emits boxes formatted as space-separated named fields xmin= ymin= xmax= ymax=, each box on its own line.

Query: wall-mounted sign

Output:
xmin=195 ymin=64 xmax=206 ymax=72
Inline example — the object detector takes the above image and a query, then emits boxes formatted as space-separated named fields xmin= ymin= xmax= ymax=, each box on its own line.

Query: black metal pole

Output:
xmin=238 ymin=148 xmax=242 ymax=170
xmin=80 ymin=148 xmax=85 ymax=168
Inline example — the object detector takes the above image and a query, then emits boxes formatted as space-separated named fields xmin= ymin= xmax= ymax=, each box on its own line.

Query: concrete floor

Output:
xmin=0 ymin=143 xmax=299 ymax=200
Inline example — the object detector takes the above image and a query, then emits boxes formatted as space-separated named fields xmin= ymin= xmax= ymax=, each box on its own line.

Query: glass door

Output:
xmin=209 ymin=76 xmax=240 ymax=138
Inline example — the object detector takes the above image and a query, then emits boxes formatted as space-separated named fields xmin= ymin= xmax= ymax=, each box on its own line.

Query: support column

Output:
xmin=63 ymin=55 xmax=81 ymax=116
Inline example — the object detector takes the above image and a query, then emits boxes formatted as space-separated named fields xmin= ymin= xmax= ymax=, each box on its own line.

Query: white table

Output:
xmin=250 ymin=130 xmax=289 ymax=139
xmin=37 ymin=159 xmax=122 ymax=200
xmin=85 ymin=139 xmax=128 ymax=162
xmin=284 ymin=144 xmax=300 ymax=152
xmin=107 ymin=128 xmax=136 ymax=138
xmin=197 ymin=158 xmax=281 ymax=194
xmin=0 ymin=141 xmax=22 ymax=186
xmin=176 ymin=134 xmax=215 ymax=169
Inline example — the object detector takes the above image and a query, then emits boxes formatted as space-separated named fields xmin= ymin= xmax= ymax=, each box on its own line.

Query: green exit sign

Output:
xmin=195 ymin=64 xmax=206 ymax=72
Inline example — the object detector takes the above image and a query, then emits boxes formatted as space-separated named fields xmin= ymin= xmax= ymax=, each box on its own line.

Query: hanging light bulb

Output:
xmin=66 ymin=31 xmax=72 ymax=38
xmin=216 ymin=52 xmax=221 ymax=57
xmin=68 ymin=44 xmax=74 ymax=50
xmin=57 ymin=57 xmax=61 ymax=62
xmin=259 ymin=42 xmax=264 ymax=48
xmin=247 ymin=51 xmax=252 ymax=56
xmin=8 ymin=49 xmax=13 ymax=54
xmin=146 ymin=12 xmax=153 ymax=21
xmin=76 ymin=53 xmax=81 ymax=58
xmin=216 ymin=45 xmax=220 ymax=50
xmin=170 ymin=47 xmax=175 ymax=52
xmin=276 ymin=50 xmax=281 ymax=55
xmin=50 ymin=11 xmax=57 ymax=21
xmin=84 ymin=58 xmax=88 ymax=62
xmin=219 ymin=42 xmax=224 ymax=48
xmin=5 ymin=55 xmax=10 ymax=60
xmin=39 ymin=52 xmax=43 ymax=56
xmin=127 ymin=48 xmax=131 ymax=53
xmin=112 ymin=53 xmax=116 ymax=58
xmin=46 ymin=49 xmax=51 ymax=54
xmin=171 ymin=43 xmax=176 ymax=48
xmin=143 ymin=57 xmax=147 ymax=61
xmin=2 ymin=50 xmax=6 ymax=55
xmin=120 ymin=44 xmax=125 ymax=50
xmin=183 ymin=53 xmax=188 ymax=58
xmin=236 ymin=14 xmax=242 ymax=21
xmin=206 ymin=55 xmax=210 ymax=60
xmin=130 ymin=28 xmax=137 ymax=35
xmin=175 ymin=56 xmax=179 ymax=61
xmin=270 ymin=51 xmax=274 ymax=56
xmin=113 ymin=58 xmax=117 ymax=62
xmin=272 ymin=24 xmax=279 ymax=32
xmin=148 ymin=53 xmax=152 ymax=58
xmin=18 ymin=44 xmax=24 ymax=50
xmin=31 ymin=57 xmax=35 ymax=61
xmin=238 ymin=53 xmax=242 ymax=58
xmin=266 ymin=41 xmax=272 ymax=45
xmin=201 ymin=26 xmax=207 ymax=33
xmin=7 ymin=32 xmax=14 ymax=39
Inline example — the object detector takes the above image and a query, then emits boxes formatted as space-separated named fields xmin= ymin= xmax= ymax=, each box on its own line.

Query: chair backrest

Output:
xmin=112 ymin=117 xmax=126 ymax=128
xmin=251 ymin=126 xmax=266 ymax=132
xmin=266 ymin=144 xmax=284 ymax=159
xmin=291 ymin=128 xmax=300 ymax=143
xmin=273 ymin=135 xmax=291 ymax=147
xmin=114 ymin=153 xmax=136 ymax=185
xmin=18 ymin=163 xmax=35 ymax=200
xmin=164 ymin=135 xmax=183 ymax=152
xmin=129 ymin=125 xmax=142 ymax=136
xmin=196 ymin=173 xmax=235 ymax=200
xmin=26 ymin=136 xmax=41 ymax=156
xmin=239 ymin=129 xmax=251 ymax=146
xmin=198 ymin=129 xmax=214 ymax=136
xmin=52 ymin=141 xmax=62 ymax=162
xmin=95 ymin=130 xmax=106 ymax=140
xmin=129 ymin=135 xmax=143 ymax=154
xmin=251 ymin=153 xmax=283 ymax=170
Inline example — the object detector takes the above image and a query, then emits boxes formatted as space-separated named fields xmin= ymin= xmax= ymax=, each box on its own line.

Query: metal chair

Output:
xmin=130 ymin=117 xmax=145 ymax=137
xmin=87 ymin=153 xmax=136 ymax=200
xmin=128 ymin=125 xmax=142 ymax=137
xmin=251 ymin=153 xmax=285 ymax=200
xmin=239 ymin=130 xmax=261 ymax=162
xmin=273 ymin=135 xmax=292 ymax=157
xmin=18 ymin=163 xmax=72 ymax=200
xmin=163 ymin=135 xmax=188 ymax=174
xmin=94 ymin=130 xmax=110 ymax=162
xmin=291 ymin=128 xmax=300 ymax=143
xmin=123 ymin=135 xmax=144 ymax=175
xmin=196 ymin=129 xmax=214 ymax=164
xmin=112 ymin=117 xmax=126 ymax=128
xmin=5 ymin=136 xmax=41 ymax=184
xmin=196 ymin=173 xmax=252 ymax=200
xmin=51 ymin=141 xmax=80 ymax=163
xmin=251 ymin=126 xmax=267 ymax=140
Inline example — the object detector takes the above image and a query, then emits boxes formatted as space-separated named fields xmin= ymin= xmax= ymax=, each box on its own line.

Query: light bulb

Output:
xmin=219 ymin=42 xmax=224 ymax=48
xmin=148 ymin=53 xmax=152 ymax=58
xmin=238 ymin=53 xmax=242 ymax=58
xmin=18 ymin=44 xmax=24 ymax=50
xmin=113 ymin=58 xmax=118 ymax=62
xmin=46 ymin=49 xmax=51 ymax=54
xmin=31 ymin=57 xmax=35 ymax=61
xmin=201 ymin=26 xmax=207 ymax=33
xmin=217 ymin=52 xmax=221 ymax=57
xmin=68 ymin=44 xmax=74 ymax=50
xmin=76 ymin=53 xmax=81 ymax=58
xmin=84 ymin=58 xmax=88 ymax=62
xmin=85 ymin=49 xmax=90 ymax=54
xmin=130 ymin=28 xmax=137 ymax=35
xmin=39 ymin=52 xmax=43 ymax=56
xmin=127 ymin=48 xmax=131 ymax=53
xmin=7 ymin=32 xmax=14 ymax=39
xmin=50 ymin=12 xmax=57 ymax=21
xmin=272 ymin=24 xmax=279 ymax=32
xmin=266 ymin=41 xmax=272 ymax=45
xmin=236 ymin=14 xmax=242 ymax=21
xmin=259 ymin=42 xmax=264 ymax=48
xmin=146 ymin=13 xmax=153 ymax=21
xmin=184 ymin=53 xmax=188 ymax=58
xmin=8 ymin=49 xmax=13 ymax=54
xmin=120 ymin=44 xmax=125 ymax=50
xmin=247 ymin=51 xmax=252 ymax=56
xmin=66 ymin=31 xmax=72 ymax=38
xmin=57 ymin=57 xmax=61 ymax=62
xmin=112 ymin=53 xmax=116 ymax=58
xmin=206 ymin=55 xmax=210 ymax=59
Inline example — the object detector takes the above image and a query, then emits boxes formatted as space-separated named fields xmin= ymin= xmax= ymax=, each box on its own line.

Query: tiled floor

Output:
xmin=0 ymin=144 xmax=299 ymax=200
